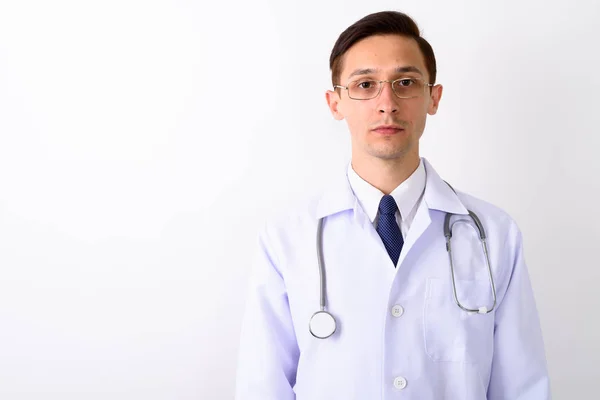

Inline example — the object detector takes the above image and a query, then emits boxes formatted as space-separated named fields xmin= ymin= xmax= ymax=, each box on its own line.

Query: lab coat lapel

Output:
xmin=397 ymin=194 xmax=431 ymax=267
xmin=397 ymin=158 xmax=470 ymax=267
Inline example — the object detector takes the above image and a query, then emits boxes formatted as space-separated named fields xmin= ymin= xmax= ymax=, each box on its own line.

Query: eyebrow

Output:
xmin=346 ymin=66 xmax=424 ymax=81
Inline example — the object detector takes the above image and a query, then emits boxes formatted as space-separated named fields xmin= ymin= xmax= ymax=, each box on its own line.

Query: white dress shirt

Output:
xmin=346 ymin=158 xmax=426 ymax=240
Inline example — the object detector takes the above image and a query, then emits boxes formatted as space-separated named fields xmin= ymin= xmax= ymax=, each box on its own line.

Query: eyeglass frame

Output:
xmin=333 ymin=77 xmax=435 ymax=100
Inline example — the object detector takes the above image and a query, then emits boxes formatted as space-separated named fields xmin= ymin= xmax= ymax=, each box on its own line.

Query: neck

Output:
xmin=351 ymin=152 xmax=420 ymax=195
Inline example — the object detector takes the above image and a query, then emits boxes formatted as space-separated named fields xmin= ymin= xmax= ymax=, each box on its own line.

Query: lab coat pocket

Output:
xmin=423 ymin=277 xmax=494 ymax=364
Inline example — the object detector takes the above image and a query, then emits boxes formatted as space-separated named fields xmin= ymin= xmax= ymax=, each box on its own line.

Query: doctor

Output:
xmin=235 ymin=10 xmax=550 ymax=400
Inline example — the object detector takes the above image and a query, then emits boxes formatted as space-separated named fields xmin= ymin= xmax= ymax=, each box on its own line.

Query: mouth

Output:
xmin=372 ymin=126 xmax=405 ymax=135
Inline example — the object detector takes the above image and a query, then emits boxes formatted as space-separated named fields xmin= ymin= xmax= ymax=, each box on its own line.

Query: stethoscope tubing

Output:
xmin=311 ymin=181 xmax=498 ymax=339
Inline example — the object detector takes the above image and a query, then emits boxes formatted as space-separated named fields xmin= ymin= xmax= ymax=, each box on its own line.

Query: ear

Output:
xmin=427 ymin=84 xmax=443 ymax=115
xmin=325 ymin=90 xmax=345 ymax=120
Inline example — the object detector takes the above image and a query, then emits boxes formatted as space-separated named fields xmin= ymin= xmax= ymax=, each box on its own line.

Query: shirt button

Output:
xmin=393 ymin=376 xmax=407 ymax=390
xmin=391 ymin=305 xmax=404 ymax=317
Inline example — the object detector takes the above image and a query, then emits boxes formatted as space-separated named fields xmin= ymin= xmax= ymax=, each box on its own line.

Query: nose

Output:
xmin=377 ymin=81 xmax=398 ymax=114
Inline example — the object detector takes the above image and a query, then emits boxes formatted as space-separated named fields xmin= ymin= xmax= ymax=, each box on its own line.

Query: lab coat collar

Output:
xmin=421 ymin=157 xmax=470 ymax=216
xmin=315 ymin=157 xmax=469 ymax=220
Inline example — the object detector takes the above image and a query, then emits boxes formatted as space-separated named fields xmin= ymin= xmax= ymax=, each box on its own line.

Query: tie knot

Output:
xmin=379 ymin=195 xmax=398 ymax=215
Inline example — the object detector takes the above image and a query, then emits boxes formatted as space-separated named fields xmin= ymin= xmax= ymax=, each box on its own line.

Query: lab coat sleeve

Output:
xmin=487 ymin=220 xmax=551 ymax=399
xmin=235 ymin=221 xmax=300 ymax=400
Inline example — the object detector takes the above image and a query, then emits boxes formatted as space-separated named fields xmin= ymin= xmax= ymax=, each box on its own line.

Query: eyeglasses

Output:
xmin=333 ymin=77 xmax=434 ymax=100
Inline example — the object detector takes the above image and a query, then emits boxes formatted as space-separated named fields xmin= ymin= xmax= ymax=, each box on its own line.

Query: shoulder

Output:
xmin=255 ymin=185 xmax=324 ymax=247
xmin=454 ymin=188 xmax=521 ymax=236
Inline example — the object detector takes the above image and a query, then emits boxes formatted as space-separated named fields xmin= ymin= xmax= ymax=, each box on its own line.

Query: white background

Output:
xmin=0 ymin=0 xmax=598 ymax=398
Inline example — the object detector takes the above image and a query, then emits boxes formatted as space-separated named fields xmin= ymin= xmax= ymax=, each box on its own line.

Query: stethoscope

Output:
xmin=308 ymin=182 xmax=498 ymax=339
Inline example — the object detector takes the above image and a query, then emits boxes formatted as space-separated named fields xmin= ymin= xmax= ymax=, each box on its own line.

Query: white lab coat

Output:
xmin=235 ymin=157 xmax=550 ymax=399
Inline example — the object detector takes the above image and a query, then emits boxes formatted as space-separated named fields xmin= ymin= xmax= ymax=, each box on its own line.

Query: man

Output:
xmin=235 ymin=10 xmax=550 ymax=399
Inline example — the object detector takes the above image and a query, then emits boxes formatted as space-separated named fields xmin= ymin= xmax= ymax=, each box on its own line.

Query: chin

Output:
xmin=367 ymin=149 xmax=407 ymax=160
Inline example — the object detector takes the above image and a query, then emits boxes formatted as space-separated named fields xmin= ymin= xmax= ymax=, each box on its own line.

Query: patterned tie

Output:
xmin=376 ymin=195 xmax=403 ymax=266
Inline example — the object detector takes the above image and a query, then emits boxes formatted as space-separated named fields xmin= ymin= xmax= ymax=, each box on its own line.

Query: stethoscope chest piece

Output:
xmin=309 ymin=310 xmax=336 ymax=339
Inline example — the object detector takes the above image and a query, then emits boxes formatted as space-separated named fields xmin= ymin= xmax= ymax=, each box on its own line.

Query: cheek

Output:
xmin=345 ymin=104 xmax=371 ymax=127
xmin=412 ymin=110 xmax=429 ymax=134
xmin=403 ymin=101 xmax=429 ymax=128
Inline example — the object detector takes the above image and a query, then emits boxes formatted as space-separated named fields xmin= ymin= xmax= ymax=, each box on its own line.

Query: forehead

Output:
xmin=340 ymin=34 xmax=428 ymax=81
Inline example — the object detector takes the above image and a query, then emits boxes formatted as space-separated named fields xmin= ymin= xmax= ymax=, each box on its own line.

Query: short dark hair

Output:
xmin=329 ymin=11 xmax=437 ymax=90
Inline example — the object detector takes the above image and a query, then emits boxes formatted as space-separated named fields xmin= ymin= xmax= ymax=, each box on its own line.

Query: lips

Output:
xmin=373 ymin=126 xmax=404 ymax=134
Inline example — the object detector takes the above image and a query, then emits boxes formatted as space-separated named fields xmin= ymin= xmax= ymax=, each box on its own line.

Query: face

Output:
xmin=326 ymin=34 xmax=443 ymax=163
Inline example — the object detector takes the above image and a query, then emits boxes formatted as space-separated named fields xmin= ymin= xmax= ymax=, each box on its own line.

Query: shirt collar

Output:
xmin=346 ymin=158 xmax=426 ymax=223
xmin=315 ymin=157 xmax=469 ymax=220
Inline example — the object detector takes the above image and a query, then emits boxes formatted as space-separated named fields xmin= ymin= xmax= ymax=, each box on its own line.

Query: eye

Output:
xmin=356 ymin=80 xmax=377 ymax=89
xmin=397 ymin=78 xmax=415 ymax=87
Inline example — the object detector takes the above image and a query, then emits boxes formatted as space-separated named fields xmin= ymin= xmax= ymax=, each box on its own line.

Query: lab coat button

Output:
xmin=393 ymin=376 xmax=407 ymax=390
xmin=391 ymin=305 xmax=404 ymax=317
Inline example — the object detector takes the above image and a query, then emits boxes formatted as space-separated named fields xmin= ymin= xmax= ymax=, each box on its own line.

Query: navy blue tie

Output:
xmin=376 ymin=195 xmax=403 ymax=266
